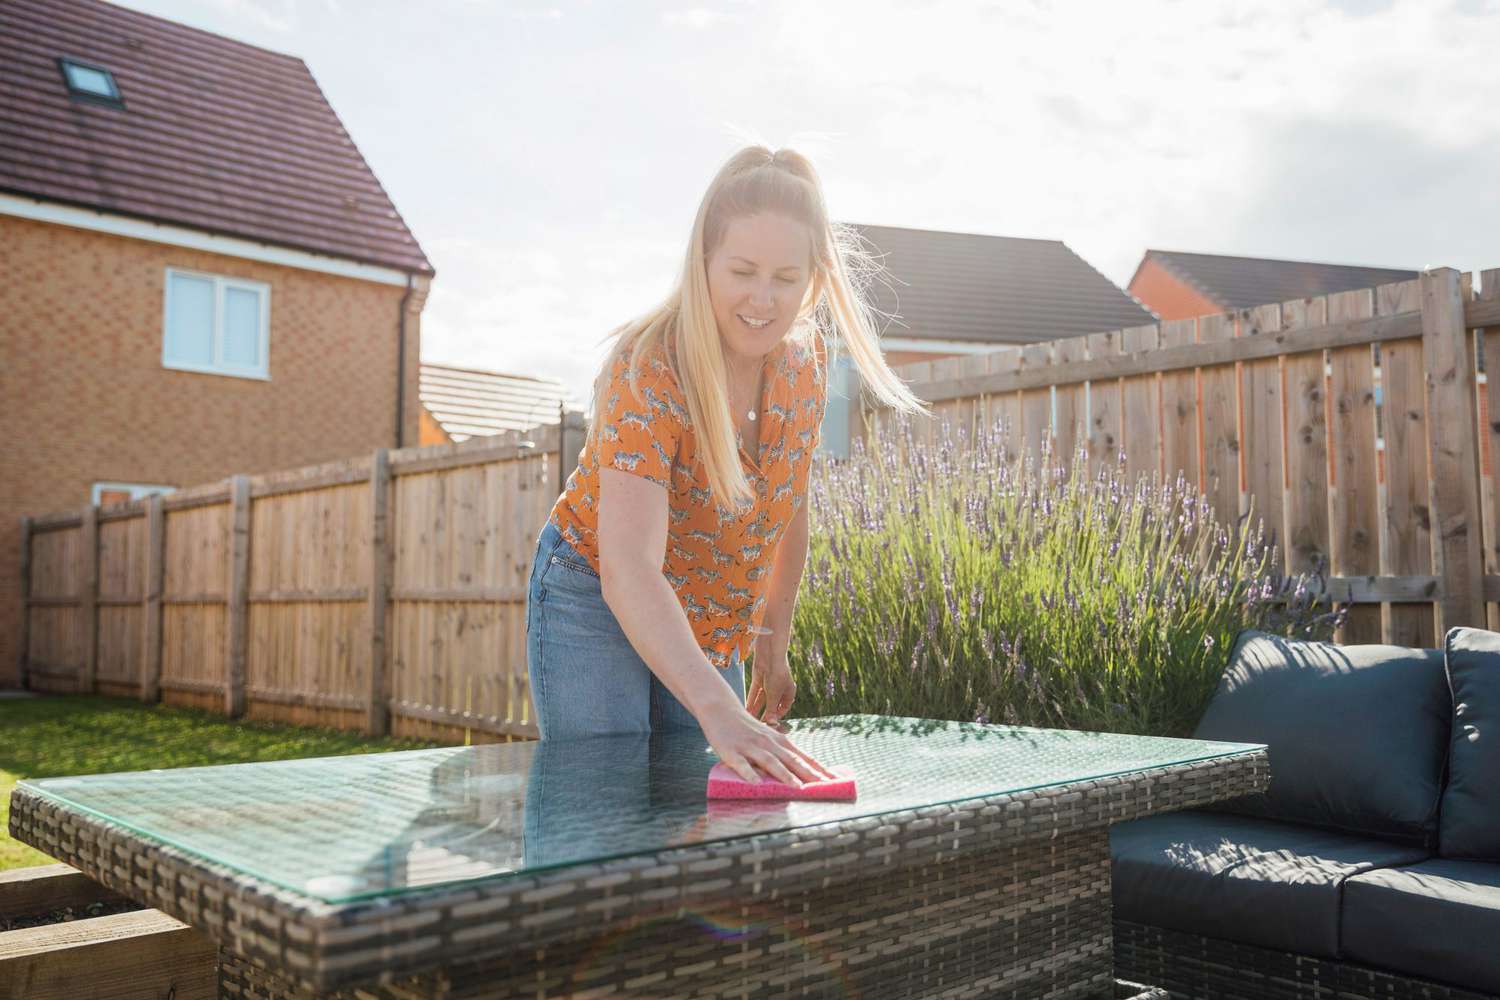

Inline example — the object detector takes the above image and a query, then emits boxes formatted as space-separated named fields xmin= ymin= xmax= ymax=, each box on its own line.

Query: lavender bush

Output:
xmin=787 ymin=418 xmax=1340 ymax=737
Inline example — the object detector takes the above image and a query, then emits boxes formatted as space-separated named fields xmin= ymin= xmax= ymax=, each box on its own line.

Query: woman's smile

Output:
xmin=707 ymin=212 xmax=814 ymax=364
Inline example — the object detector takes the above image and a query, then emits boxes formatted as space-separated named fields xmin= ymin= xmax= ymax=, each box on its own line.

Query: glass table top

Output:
xmin=19 ymin=714 xmax=1262 ymax=904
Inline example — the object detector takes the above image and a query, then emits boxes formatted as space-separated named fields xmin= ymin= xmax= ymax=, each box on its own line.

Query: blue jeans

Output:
xmin=525 ymin=520 xmax=745 ymax=741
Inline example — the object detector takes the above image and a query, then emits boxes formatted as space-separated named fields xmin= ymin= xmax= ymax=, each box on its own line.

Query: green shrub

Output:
xmin=787 ymin=418 xmax=1339 ymax=736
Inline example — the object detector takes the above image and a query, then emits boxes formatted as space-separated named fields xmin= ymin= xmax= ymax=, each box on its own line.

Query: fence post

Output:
xmin=1420 ymin=268 xmax=1486 ymax=633
xmin=81 ymin=503 xmax=98 ymax=694
xmin=17 ymin=516 xmax=31 ymax=691
xmin=141 ymin=493 xmax=164 ymax=704
xmin=1480 ymin=268 xmax=1500 ymax=632
xmin=367 ymin=449 xmax=391 ymax=737
xmin=225 ymin=475 xmax=250 ymax=719
xmin=558 ymin=409 xmax=586 ymax=496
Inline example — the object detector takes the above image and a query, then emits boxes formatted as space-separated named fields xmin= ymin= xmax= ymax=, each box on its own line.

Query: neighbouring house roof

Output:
xmin=846 ymin=223 xmax=1156 ymax=345
xmin=0 ymin=0 xmax=433 ymax=275
xmin=1135 ymin=250 xmax=1418 ymax=311
xmin=420 ymin=363 xmax=573 ymax=442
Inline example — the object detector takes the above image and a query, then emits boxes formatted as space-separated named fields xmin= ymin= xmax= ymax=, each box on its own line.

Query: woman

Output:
xmin=525 ymin=145 xmax=926 ymax=785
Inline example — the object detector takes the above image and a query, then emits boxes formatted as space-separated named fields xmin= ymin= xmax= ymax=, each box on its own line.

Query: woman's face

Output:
xmin=706 ymin=213 xmax=814 ymax=368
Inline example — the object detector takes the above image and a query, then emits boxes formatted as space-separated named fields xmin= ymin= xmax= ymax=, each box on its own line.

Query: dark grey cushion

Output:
xmin=1192 ymin=630 xmax=1449 ymax=846
xmin=1343 ymin=858 xmax=1500 ymax=994
xmin=1441 ymin=627 xmax=1500 ymax=860
xmin=1110 ymin=810 xmax=1429 ymax=958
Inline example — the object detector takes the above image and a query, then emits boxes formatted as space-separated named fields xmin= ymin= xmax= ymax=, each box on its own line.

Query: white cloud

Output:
xmin=663 ymin=8 xmax=735 ymax=29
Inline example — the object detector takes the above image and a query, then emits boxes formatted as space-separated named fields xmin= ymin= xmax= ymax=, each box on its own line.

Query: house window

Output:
xmin=58 ymin=58 xmax=124 ymax=107
xmin=818 ymin=355 xmax=856 ymax=459
xmin=163 ymin=268 xmax=271 ymax=380
xmin=93 ymin=482 xmax=175 ymax=507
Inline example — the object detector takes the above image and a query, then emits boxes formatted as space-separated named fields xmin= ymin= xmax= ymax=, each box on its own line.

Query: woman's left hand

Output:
xmin=747 ymin=650 xmax=797 ymax=725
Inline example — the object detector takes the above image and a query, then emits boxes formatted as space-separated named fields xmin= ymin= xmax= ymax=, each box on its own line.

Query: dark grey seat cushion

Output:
xmin=1192 ymin=630 xmax=1449 ymax=846
xmin=1441 ymin=627 xmax=1500 ymax=859
xmin=1343 ymin=858 xmax=1500 ymax=994
xmin=1111 ymin=810 xmax=1429 ymax=958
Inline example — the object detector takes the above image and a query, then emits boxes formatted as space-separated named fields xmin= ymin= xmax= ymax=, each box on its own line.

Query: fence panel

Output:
xmin=874 ymin=268 xmax=1493 ymax=638
xmin=387 ymin=426 xmax=561 ymax=742
xmin=1198 ymin=312 xmax=1239 ymax=532
xmin=1085 ymin=329 xmax=1123 ymax=479
xmin=96 ymin=513 xmax=145 ymax=694
xmin=1373 ymin=279 xmax=1434 ymax=646
xmin=1481 ymin=269 xmax=1500 ymax=631
xmin=901 ymin=360 xmax=940 ymax=449
xmin=1053 ymin=334 xmax=1088 ymax=473
xmin=1327 ymin=288 xmax=1382 ymax=643
xmin=1420 ymin=270 xmax=1485 ymax=634
xmin=161 ymin=498 xmax=231 ymax=712
xmin=960 ymin=353 xmax=996 ymax=443
xmin=932 ymin=355 xmax=975 ymax=439
xmin=245 ymin=476 xmax=372 ymax=729
xmin=1281 ymin=296 xmax=1331 ymax=576
xmin=1238 ymin=303 xmax=1286 ymax=560
xmin=20 ymin=273 xmax=1500 ymax=736
xmin=27 ymin=524 xmax=84 ymax=690
xmin=1159 ymin=318 xmax=1199 ymax=491
xmin=985 ymin=348 xmax=1024 ymax=460
xmin=1120 ymin=324 xmax=1161 ymax=485
xmin=1020 ymin=343 xmax=1051 ymax=461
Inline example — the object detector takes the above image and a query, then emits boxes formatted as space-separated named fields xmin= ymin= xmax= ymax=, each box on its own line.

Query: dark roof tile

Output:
xmin=0 ymin=0 xmax=432 ymax=274
xmin=849 ymin=223 xmax=1155 ymax=345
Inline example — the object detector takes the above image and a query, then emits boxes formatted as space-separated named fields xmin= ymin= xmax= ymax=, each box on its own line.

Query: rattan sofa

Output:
xmin=1111 ymin=626 xmax=1500 ymax=1000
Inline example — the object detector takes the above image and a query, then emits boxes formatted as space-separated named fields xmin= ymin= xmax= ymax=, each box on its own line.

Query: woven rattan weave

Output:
xmin=10 ymin=715 xmax=1266 ymax=998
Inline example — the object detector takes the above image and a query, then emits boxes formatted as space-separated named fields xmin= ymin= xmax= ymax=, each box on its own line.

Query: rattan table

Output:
xmin=9 ymin=714 xmax=1266 ymax=999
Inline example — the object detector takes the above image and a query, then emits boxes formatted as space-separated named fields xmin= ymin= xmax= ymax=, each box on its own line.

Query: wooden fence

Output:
xmin=19 ymin=266 xmax=1500 ymax=739
xmin=870 ymin=266 xmax=1500 ymax=647
xmin=16 ymin=413 xmax=588 ymax=743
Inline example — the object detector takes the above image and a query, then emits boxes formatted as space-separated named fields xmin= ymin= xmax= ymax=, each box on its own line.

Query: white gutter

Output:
xmin=0 ymin=192 xmax=413 ymax=287
xmin=880 ymin=336 xmax=1009 ymax=355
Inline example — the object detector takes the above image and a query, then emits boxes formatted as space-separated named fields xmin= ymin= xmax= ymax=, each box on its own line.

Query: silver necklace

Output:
xmin=732 ymin=375 xmax=759 ymax=422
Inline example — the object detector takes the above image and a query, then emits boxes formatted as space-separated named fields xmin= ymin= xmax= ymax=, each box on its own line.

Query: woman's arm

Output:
xmin=597 ymin=467 xmax=832 ymax=784
xmin=756 ymin=499 xmax=809 ymax=665
xmin=746 ymin=501 xmax=809 ymax=724
xmin=597 ymin=467 xmax=740 ymax=721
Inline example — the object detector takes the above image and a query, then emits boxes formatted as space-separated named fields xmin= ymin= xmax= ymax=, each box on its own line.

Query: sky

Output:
xmin=115 ymin=0 xmax=1500 ymax=407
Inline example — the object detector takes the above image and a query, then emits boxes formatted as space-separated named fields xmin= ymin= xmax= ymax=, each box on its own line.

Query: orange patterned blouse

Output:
xmin=548 ymin=332 xmax=827 ymax=669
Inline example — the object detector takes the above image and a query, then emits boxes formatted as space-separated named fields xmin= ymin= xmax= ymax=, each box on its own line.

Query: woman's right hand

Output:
xmin=698 ymin=697 xmax=837 ymax=786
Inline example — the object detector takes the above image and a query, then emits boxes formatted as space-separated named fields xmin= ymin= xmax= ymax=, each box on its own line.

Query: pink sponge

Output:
xmin=706 ymin=762 xmax=857 ymax=801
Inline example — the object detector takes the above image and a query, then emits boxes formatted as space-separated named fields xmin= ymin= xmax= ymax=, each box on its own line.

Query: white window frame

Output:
xmin=162 ymin=267 xmax=271 ymax=380
xmin=92 ymin=481 xmax=176 ymax=505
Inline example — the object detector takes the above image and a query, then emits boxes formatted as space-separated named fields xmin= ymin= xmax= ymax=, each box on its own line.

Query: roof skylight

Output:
xmin=58 ymin=57 xmax=123 ymax=107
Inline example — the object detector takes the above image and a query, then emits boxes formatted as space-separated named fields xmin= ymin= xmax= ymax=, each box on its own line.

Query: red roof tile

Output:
xmin=0 ymin=0 xmax=433 ymax=274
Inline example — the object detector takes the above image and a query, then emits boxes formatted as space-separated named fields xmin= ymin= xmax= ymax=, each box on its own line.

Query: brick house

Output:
xmin=1127 ymin=249 xmax=1417 ymax=321
xmin=822 ymin=224 xmax=1156 ymax=455
xmin=0 ymin=0 xmax=434 ymax=687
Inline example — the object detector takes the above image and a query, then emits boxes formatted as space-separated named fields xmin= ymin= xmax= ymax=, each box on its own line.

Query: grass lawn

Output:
xmin=0 ymin=694 xmax=448 ymax=871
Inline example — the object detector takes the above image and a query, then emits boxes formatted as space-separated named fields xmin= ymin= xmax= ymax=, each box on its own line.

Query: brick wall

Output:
xmin=0 ymin=215 xmax=428 ymax=688
xmin=1127 ymin=258 xmax=1222 ymax=321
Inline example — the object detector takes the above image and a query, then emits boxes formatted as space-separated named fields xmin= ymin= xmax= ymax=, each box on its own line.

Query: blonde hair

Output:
xmin=588 ymin=145 xmax=928 ymax=510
